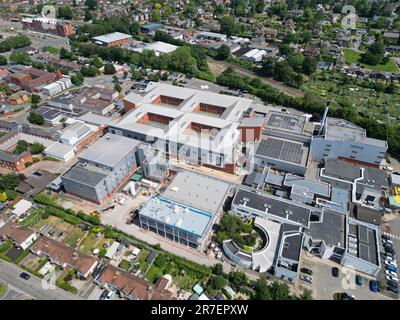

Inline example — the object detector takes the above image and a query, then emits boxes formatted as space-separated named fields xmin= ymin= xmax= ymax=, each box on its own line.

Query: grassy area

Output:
xmin=21 ymin=209 xmax=43 ymax=227
xmin=0 ymin=240 xmax=13 ymax=261
xmin=118 ymin=259 xmax=131 ymax=271
xmin=145 ymin=264 xmax=163 ymax=283
xmin=343 ymin=48 xmax=399 ymax=73
xmin=64 ymin=228 xmax=85 ymax=247
xmin=0 ymin=283 xmax=3 ymax=296
xmin=80 ymin=232 xmax=100 ymax=254
xmin=137 ymin=249 xmax=150 ymax=272
xmin=43 ymin=46 xmax=60 ymax=54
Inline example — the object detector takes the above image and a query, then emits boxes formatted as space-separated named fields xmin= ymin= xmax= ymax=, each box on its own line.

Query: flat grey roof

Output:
xmin=62 ymin=165 xmax=107 ymax=187
xmin=356 ymin=224 xmax=379 ymax=265
xmin=139 ymin=196 xmax=212 ymax=237
xmin=355 ymin=205 xmax=382 ymax=225
xmin=310 ymin=210 xmax=346 ymax=247
xmin=79 ymin=133 xmax=140 ymax=168
xmin=265 ymin=111 xmax=306 ymax=134
xmin=284 ymin=174 xmax=330 ymax=197
xmin=92 ymin=32 xmax=132 ymax=44
xmin=280 ymin=232 xmax=303 ymax=261
xmin=324 ymin=160 xmax=388 ymax=190
xmin=162 ymin=170 xmax=231 ymax=214
xmin=255 ymin=137 xmax=308 ymax=166
xmin=232 ymin=189 xmax=311 ymax=226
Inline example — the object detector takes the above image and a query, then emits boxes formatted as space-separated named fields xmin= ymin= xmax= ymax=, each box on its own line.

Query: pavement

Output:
xmin=0 ymin=259 xmax=81 ymax=300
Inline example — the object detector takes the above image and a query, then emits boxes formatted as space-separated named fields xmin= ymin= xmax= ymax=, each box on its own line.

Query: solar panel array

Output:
xmin=256 ymin=138 xmax=304 ymax=164
xmin=267 ymin=113 xmax=304 ymax=132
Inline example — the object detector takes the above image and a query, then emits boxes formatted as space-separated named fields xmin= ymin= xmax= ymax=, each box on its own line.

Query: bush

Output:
xmin=24 ymin=162 xmax=33 ymax=167
xmin=56 ymin=280 xmax=78 ymax=294
xmin=32 ymin=157 xmax=40 ymax=163
xmin=27 ymin=112 xmax=44 ymax=125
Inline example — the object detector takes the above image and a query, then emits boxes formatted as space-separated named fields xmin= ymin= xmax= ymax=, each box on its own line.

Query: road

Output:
xmin=207 ymin=58 xmax=305 ymax=98
xmin=0 ymin=259 xmax=81 ymax=300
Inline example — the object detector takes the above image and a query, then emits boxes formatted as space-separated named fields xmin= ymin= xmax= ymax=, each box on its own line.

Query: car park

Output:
xmin=332 ymin=267 xmax=339 ymax=277
xmin=369 ymin=280 xmax=378 ymax=292
xmin=301 ymin=267 xmax=313 ymax=276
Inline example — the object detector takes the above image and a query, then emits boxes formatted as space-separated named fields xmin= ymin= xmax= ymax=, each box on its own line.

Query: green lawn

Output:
xmin=64 ymin=228 xmax=85 ymax=247
xmin=343 ymin=48 xmax=399 ymax=73
xmin=145 ymin=264 xmax=163 ymax=283
xmin=43 ymin=46 xmax=60 ymax=54
xmin=0 ymin=283 xmax=4 ymax=296
xmin=80 ymin=233 xmax=99 ymax=254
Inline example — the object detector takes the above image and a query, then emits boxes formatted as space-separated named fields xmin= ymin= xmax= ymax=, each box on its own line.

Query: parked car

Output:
xmin=386 ymin=265 xmax=397 ymax=273
xmin=332 ymin=267 xmax=339 ymax=277
xmin=383 ymin=166 xmax=393 ymax=171
xmin=387 ymin=280 xmax=398 ymax=288
xmin=385 ymin=247 xmax=396 ymax=254
xmin=99 ymin=290 xmax=108 ymax=300
xmin=387 ymin=286 xmax=399 ymax=294
xmin=104 ymin=291 xmax=114 ymax=300
xmin=386 ymin=275 xmax=399 ymax=282
xmin=369 ymin=280 xmax=378 ymax=292
xmin=385 ymin=270 xmax=398 ymax=277
xmin=386 ymin=255 xmax=396 ymax=262
xmin=385 ymin=260 xmax=397 ymax=268
xmin=355 ymin=275 xmax=363 ymax=286
xmin=301 ymin=267 xmax=313 ymax=275
xmin=19 ymin=272 xmax=30 ymax=280
xmin=382 ymin=235 xmax=391 ymax=241
xmin=300 ymin=274 xmax=313 ymax=284
xmin=383 ymin=239 xmax=394 ymax=246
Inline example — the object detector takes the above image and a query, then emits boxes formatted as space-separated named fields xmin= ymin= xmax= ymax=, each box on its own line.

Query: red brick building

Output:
xmin=21 ymin=17 xmax=74 ymax=37
xmin=0 ymin=150 xmax=32 ymax=171
xmin=6 ymin=67 xmax=58 ymax=92
xmin=92 ymin=32 xmax=133 ymax=48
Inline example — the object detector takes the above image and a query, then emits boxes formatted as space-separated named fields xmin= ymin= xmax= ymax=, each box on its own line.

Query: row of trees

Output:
xmin=0 ymin=35 xmax=31 ymax=53
xmin=14 ymin=140 xmax=45 ymax=155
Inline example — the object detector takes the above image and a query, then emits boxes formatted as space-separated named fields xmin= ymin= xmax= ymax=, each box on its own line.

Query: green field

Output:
xmin=343 ymin=48 xmax=399 ymax=73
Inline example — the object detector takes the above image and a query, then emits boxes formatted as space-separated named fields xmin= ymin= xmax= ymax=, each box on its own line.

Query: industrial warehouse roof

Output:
xmin=325 ymin=117 xmax=387 ymax=148
xmin=232 ymin=189 xmax=311 ymax=227
xmin=92 ymin=32 xmax=132 ymax=44
xmin=139 ymin=196 xmax=213 ymax=237
xmin=79 ymin=133 xmax=140 ymax=168
xmin=62 ymin=164 xmax=107 ymax=187
xmin=255 ymin=136 xmax=309 ymax=166
xmin=162 ymin=170 xmax=231 ymax=214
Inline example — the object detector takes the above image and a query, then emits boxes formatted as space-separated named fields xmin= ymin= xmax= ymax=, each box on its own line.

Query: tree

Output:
xmin=81 ymin=65 xmax=99 ymax=77
xmin=361 ymin=33 xmax=385 ymax=65
xmin=104 ymin=63 xmax=116 ymax=75
xmin=9 ymin=52 xmax=31 ymax=65
xmin=210 ymin=276 xmax=226 ymax=290
xmin=300 ymin=290 xmax=313 ymax=300
xmin=71 ymin=72 xmax=84 ymax=85
xmin=216 ymin=44 xmax=230 ymax=60
xmin=302 ymin=56 xmax=317 ymax=75
xmin=31 ymin=93 xmax=41 ymax=104
xmin=254 ymin=278 xmax=271 ymax=300
xmin=212 ymin=263 xmax=224 ymax=276
xmin=84 ymin=9 xmax=92 ymax=22
xmin=220 ymin=16 xmax=240 ymax=37
xmin=0 ymin=173 xmax=22 ymax=191
xmin=154 ymin=254 xmax=168 ymax=268
xmin=0 ymin=55 xmax=7 ymax=65
xmin=84 ymin=0 xmax=97 ymax=10
xmin=114 ymin=83 xmax=122 ymax=92
xmin=228 ymin=271 xmax=248 ymax=288
xmin=269 ymin=281 xmax=290 ymax=300
xmin=255 ymin=0 xmax=265 ymax=13
xmin=27 ymin=112 xmax=44 ymax=125
xmin=58 ymin=6 xmax=73 ymax=19
xmin=151 ymin=9 xmax=161 ymax=22
xmin=15 ymin=140 xmax=29 ymax=154
xmin=30 ymin=142 xmax=45 ymax=155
